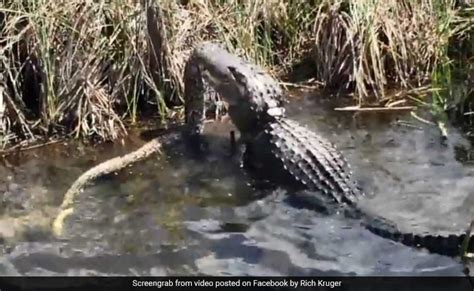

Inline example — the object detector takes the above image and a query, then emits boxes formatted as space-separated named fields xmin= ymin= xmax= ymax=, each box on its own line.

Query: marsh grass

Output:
xmin=0 ymin=0 xmax=472 ymax=148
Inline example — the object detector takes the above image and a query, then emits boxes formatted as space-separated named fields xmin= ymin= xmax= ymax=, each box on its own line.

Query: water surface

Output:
xmin=0 ymin=92 xmax=473 ymax=276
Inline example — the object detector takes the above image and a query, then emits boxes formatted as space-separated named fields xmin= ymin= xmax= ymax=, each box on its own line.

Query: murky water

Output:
xmin=0 ymin=92 xmax=473 ymax=276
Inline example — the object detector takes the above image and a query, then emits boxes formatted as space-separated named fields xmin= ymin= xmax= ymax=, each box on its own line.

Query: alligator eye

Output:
xmin=228 ymin=66 xmax=247 ymax=85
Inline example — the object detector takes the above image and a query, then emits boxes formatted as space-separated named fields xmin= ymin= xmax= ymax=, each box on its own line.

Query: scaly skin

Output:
xmin=184 ymin=41 xmax=473 ymax=257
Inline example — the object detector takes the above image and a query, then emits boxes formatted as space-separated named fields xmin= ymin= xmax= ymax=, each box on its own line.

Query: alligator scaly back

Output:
xmin=185 ymin=41 xmax=474 ymax=257
xmin=263 ymin=118 xmax=361 ymax=204
xmin=248 ymin=111 xmax=474 ymax=257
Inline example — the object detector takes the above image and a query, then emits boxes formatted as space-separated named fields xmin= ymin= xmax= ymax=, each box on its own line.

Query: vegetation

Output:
xmin=0 ymin=0 xmax=472 ymax=149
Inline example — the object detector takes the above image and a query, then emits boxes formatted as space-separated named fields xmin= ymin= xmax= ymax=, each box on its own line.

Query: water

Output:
xmin=0 ymin=92 xmax=473 ymax=276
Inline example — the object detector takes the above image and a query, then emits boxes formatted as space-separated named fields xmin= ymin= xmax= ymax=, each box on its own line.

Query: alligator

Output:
xmin=184 ymin=41 xmax=474 ymax=257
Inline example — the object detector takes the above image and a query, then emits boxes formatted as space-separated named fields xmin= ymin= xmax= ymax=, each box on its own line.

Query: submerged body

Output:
xmin=184 ymin=42 xmax=473 ymax=257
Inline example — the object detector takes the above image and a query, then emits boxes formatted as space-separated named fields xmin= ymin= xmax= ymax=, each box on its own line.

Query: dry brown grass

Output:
xmin=311 ymin=0 xmax=470 ymax=104
xmin=0 ymin=0 xmax=471 ymax=148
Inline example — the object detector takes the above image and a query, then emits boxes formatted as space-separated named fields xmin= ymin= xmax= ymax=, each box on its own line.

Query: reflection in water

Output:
xmin=0 ymin=92 xmax=472 ymax=275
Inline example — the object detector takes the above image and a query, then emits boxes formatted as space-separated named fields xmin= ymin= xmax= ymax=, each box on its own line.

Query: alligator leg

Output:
xmin=230 ymin=130 xmax=237 ymax=156
xmin=228 ymin=131 xmax=248 ymax=163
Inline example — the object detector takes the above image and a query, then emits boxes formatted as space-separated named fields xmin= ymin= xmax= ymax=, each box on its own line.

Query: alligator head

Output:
xmin=187 ymin=42 xmax=286 ymax=134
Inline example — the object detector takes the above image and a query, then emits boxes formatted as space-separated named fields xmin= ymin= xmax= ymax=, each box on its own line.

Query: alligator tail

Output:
xmin=346 ymin=206 xmax=474 ymax=257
